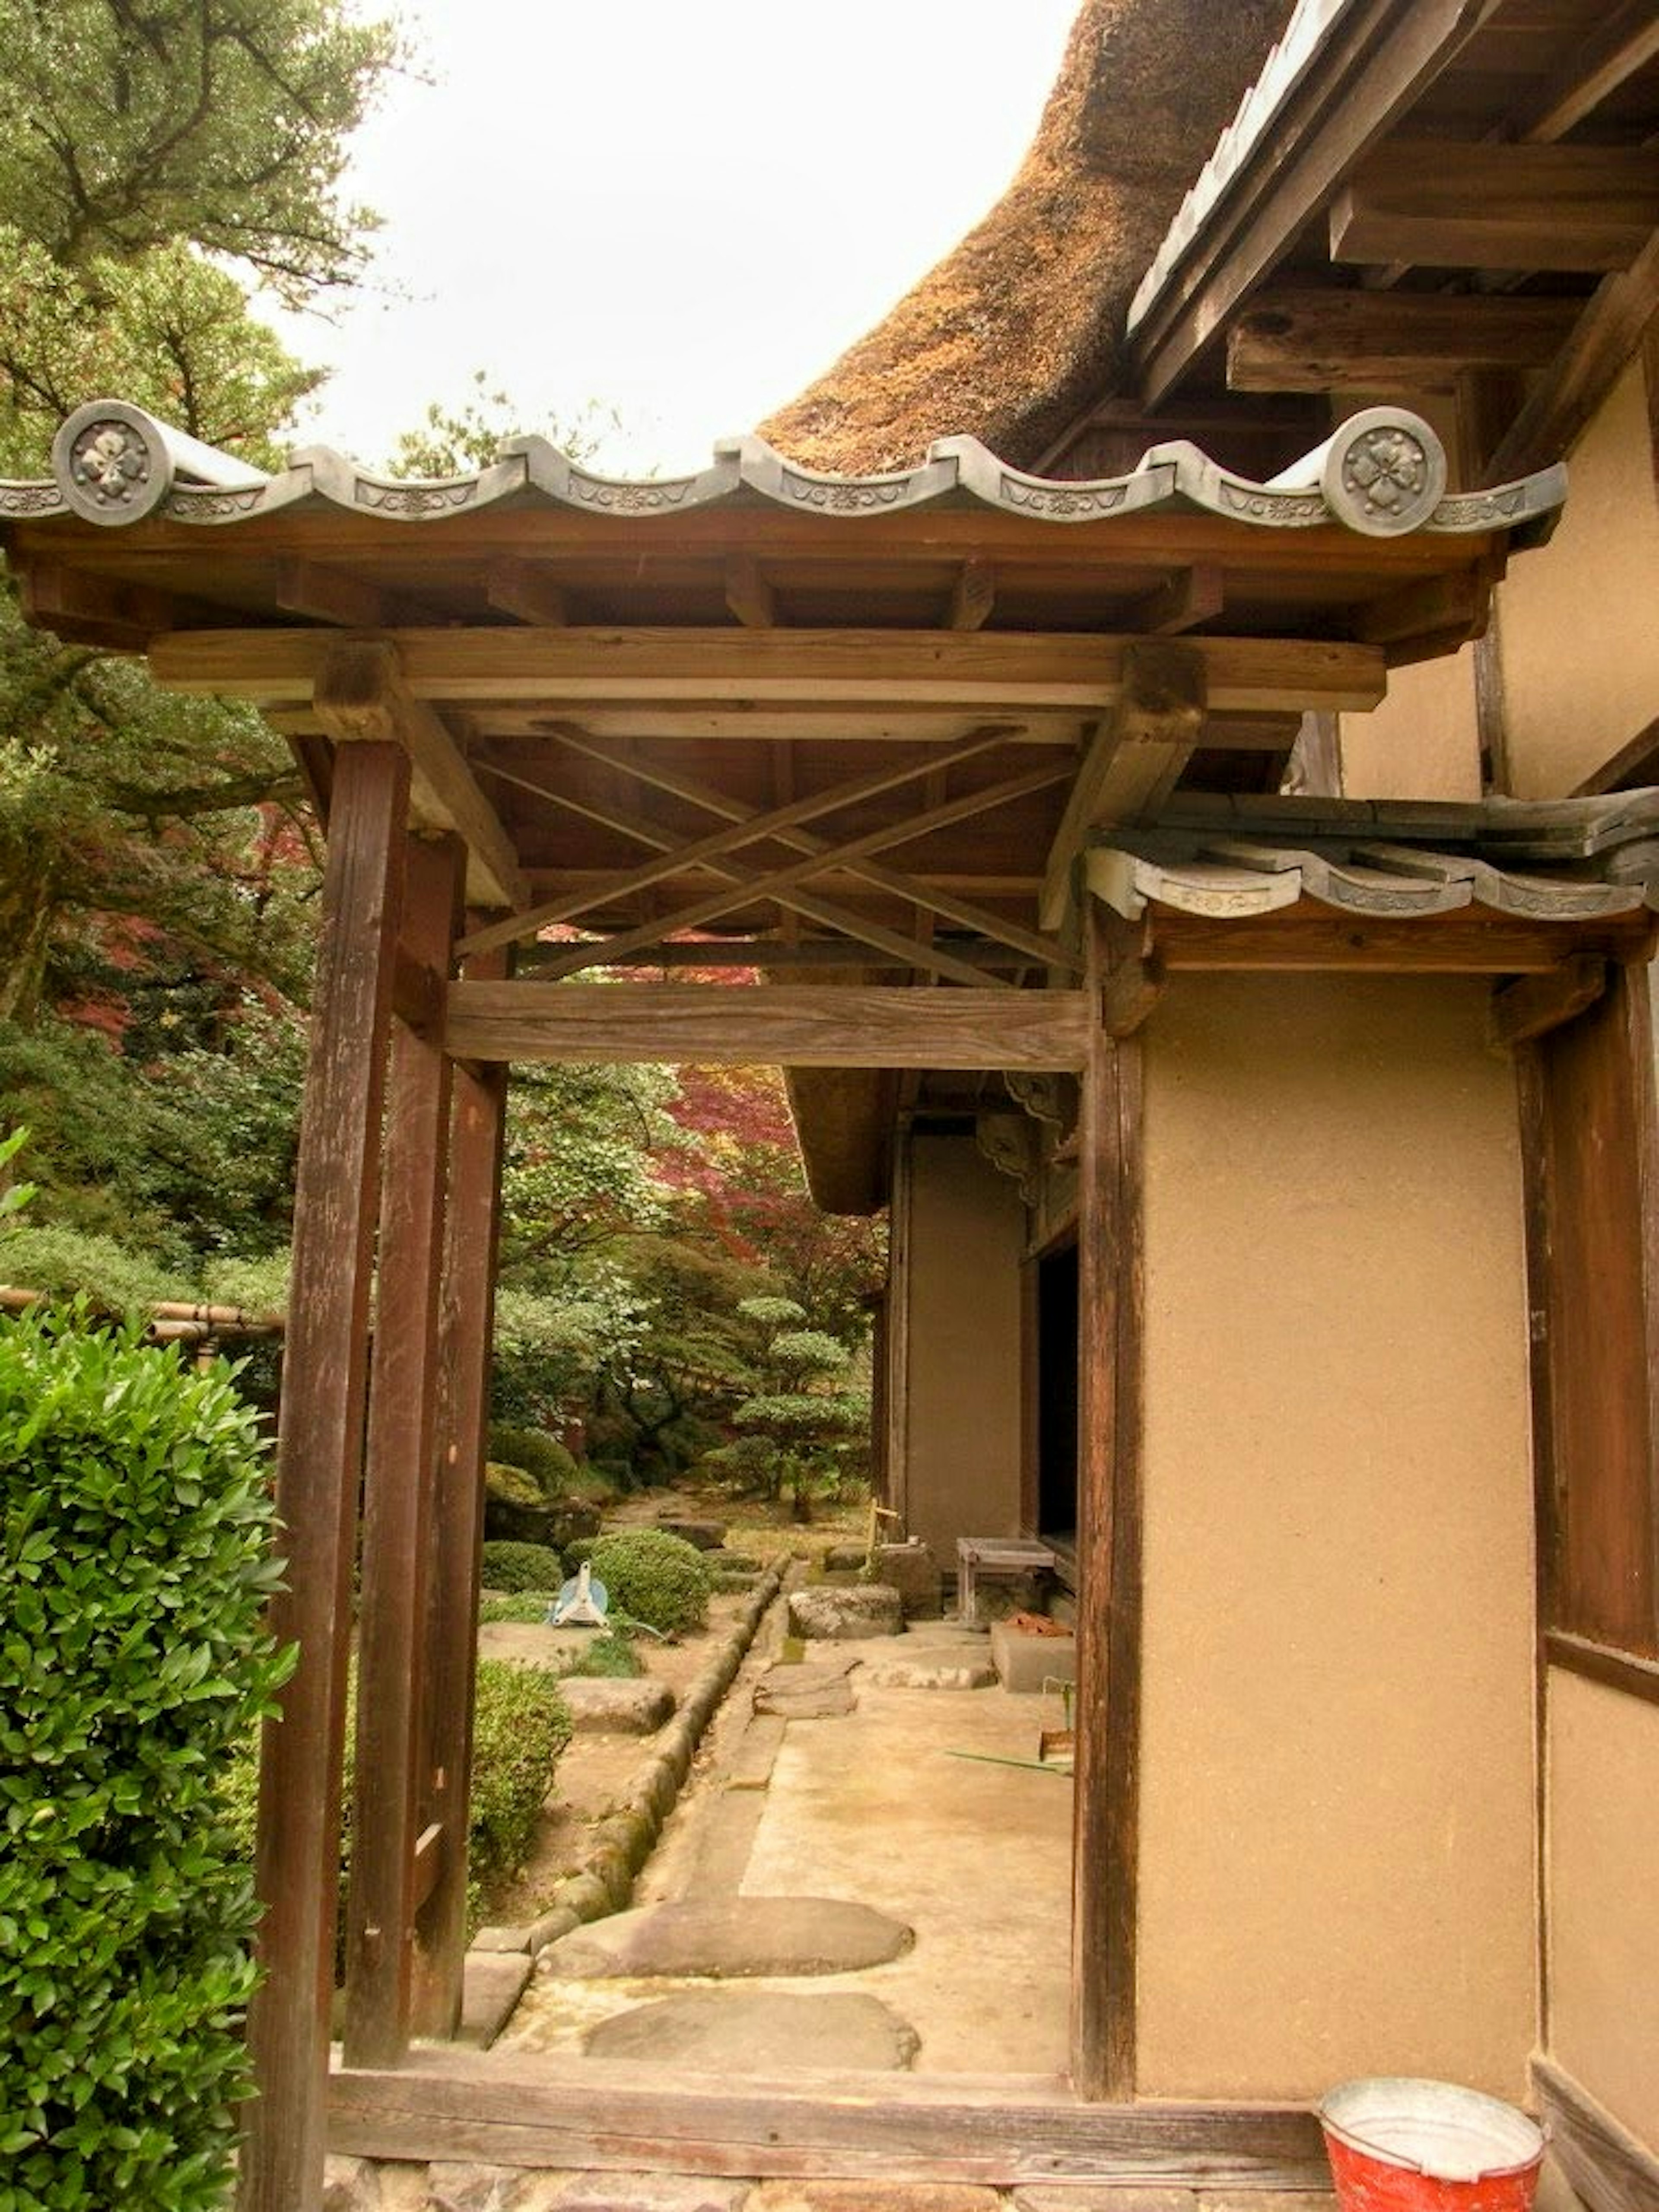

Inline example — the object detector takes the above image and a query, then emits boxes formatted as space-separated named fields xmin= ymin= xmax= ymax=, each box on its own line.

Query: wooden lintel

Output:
xmin=724 ymin=554 xmax=776 ymax=629
xmin=1131 ymin=564 xmax=1224 ymax=638
xmin=1040 ymin=642 xmax=1208 ymax=931
xmin=277 ymin=557 xmax=394 ymax=629
xmin=948 ymin=559 xmax=997 ymax=632
xmin=485 ymin=558 xmax=569 ymax=627
xmin=148 ymin=626 xmax=1388 ymax=718
xmin=443 ymin=983 xmax=1093 ymax=1070
xmin=1150 ymin=908 xmax=1657 ymax=976
xmin=1487 ymin=226 xmax=1659 ymax=483
xmin=314 ymin=641 xmax=530 ymax=914
xmin=1227 ymin=287 xmax=1580 ymax=394
xmin=1331 ymin=146 xmax=1659 ymax=275
xmin=327 ymin=2047 xmax=1327 ymax=2186
xmin=1489 ymin=956 xmax=1607 ymax=1051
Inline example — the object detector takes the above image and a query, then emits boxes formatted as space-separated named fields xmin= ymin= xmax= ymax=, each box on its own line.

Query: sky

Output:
xmin=273 ymin=0 xmax=1082 ymax=475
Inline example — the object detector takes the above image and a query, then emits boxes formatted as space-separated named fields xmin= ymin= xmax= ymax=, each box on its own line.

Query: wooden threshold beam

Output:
xmin=1331 ymin=145 xmax=1659 ymax=275
xmin=148 ymin=626 xmax=1388 ymax=717
xmin=442 ymin=983 xmax=1093 ymax=1070
xmin=314 ymin=641 xmax=530 ymax=913
xmin=1227 ymin=288 xmax=1579 ymax=394
xmin=327 ymin=2049 xmax=1328 ymax=2187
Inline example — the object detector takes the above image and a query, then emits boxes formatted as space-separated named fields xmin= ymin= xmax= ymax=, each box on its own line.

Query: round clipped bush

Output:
xmin=488 ymin=1425 xmax=579 ymax=1495
xmin=587 ymin=1527 xmax=712 ymax=1636
xmin=479 ymin=1538 xmax=563 ymax=1592
xmin=0 ymin=1313 xmax=292 ymax=2211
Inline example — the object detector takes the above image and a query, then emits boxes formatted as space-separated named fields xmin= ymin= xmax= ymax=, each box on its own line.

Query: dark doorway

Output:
xmin=1036 ymin=1236 xmax=1079 ymax=1544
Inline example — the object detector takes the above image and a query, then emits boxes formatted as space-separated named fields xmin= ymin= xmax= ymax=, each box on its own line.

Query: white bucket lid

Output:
xmin=1319 ymin=2078 xmax=1546 ymax=2183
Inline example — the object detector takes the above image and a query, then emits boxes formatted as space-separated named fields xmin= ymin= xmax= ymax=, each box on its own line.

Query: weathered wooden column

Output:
xmin=242 ymin=741 xmax=410 ymax=2212
xmin=343 ymin=833 xmax=465 ymax=2066
xmin=1070 ymin=895 xmax=1146 ymax=2101
xmin=411 ymin=941 xmax=511 ymax=2035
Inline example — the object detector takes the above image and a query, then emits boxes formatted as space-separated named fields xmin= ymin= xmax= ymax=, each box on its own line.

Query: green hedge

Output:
xmin=486 ymin=1427 xmax=578 ymax=1495
xmin=587 ymin=1528 xmax=712 ymax=1637
xmin=479 ymin=1538 xmax=563 ymax=1592
xmin=0 ymin=1313 xmax=292 ymax=2212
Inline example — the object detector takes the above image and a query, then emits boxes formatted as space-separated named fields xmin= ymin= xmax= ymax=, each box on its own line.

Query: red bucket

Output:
xmin=1319 ymin=2079 xmax=1546 ymax=2212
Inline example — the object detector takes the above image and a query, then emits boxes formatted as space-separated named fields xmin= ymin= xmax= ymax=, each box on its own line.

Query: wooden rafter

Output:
xmin=1331 ymin=145 xmax=1659 ymax=275
xmin=531 ymin=762 xmax=1072 ymax=980
xmin=456 ymin=725 xmax=1020 ymax=959
xmin=1227 ymin=288 xmax=1580 ymax=394
xmin=1487 ymin=227 xmax=1659 ymax=483
xmin=443 ymin=983 xmax=1094 ymax=1071
xmin=485 ymin=558 xmax=570 ymax=627
xmin=1500 ymin=0 xmax=1659 ymax=145
xmin=535 ymin=726 xmax=1082 ymax=974
xmin=1131 ymin=565 xmax=1224 ymax=636
xmin=312 ymin=642 xmax=530 ymax=913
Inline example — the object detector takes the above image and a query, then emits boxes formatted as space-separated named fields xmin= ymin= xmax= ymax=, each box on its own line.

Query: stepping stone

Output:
xmin=656 ymin=1514 xmax=727 ymax=1550
xmin=537 ymin=1896 xmax=913 ymax=1979
xmin=559 ymin=1678 xmax=676 ymax=1732
xmin=788 ymin=1584 xmax=902 ymax=1640
xmin=585 ymin=1989 xmax=918 ymax=2071
xmin=864 ymin=1659 xmax=995 ymax=1690
xmin=754 ymin=1655 xmax=859 ymax=1719
xmin=458 ymin=1950 xmax=532 ymax=2048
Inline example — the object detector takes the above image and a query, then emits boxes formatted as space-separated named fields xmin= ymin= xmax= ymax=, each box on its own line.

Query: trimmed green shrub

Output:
xmin=487 ymin=1427 xmax=578 ymax=1495
xmin=479 ymin=1538 xmax=563 ymax=1592
xmin=467 ymin=1661 xmax=572 ymax=1893
xmin=484 ymin=1461 xmax=543 ymax=1512
xmin=559 ymin=1626 xmax=641 ymax=1680
xmin=0 ymin=1312 xmax=292 ymax=2212
xmin=587 ymin=1528 xmax=712 ymax=1637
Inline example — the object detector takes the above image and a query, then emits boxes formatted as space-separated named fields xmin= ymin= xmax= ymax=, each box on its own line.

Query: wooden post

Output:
xmin=411 ymin=942 xmax=510 ymax=2037
xmin=343 ymin=834 xmax=464 ymax=2067
xmin=1071 ymin=896 xmax=1145 ymax=2101
xmin=241 ymin=742 xmax=409 ymax=2212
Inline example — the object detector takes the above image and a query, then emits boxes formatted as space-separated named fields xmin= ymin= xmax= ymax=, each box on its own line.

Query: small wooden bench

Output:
xmin=955 ymin=1535 xmax=1058 ymax=1627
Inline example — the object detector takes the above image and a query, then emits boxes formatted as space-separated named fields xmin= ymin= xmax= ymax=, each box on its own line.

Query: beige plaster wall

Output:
xmin=1546 ymin=1669 xmax=1659 ymax=2151
xmin=1134 ymin=974 xmax=1538 ymax=2100
xmin=1498 ymin=360 xmax=1659 ymax=798
xmin=1338 ymin=643 xmax=1484 ymax=800
xmin=901 ymin=1133 xmax=1024 ymax=1562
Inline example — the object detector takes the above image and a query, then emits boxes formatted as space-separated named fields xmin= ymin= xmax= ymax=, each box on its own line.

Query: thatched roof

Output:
xmin=758 ymin=0 xmax=1294 ymax=475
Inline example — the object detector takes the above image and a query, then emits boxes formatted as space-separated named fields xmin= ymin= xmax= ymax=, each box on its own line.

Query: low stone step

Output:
xmin=559 ymin=1678 xmax=677 ymax=1732
xmin=585 ymin=1989 xmax=919 ymax=2071
xmin=537 ymin=1896 xmax=913 ymax=1980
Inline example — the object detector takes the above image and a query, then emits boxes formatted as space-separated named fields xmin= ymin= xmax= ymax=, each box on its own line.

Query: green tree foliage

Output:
xmin=385 ymin=368 xmax=622 ymax=478
xmin=0 ymin=1314 xmax=293 ymax=2210
xmin=720 ymin=1295 xmax=872 ymax=1518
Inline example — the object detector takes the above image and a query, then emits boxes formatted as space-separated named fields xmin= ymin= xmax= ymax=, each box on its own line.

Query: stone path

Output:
xmin=537 ymin=1897 xmax=913 ymax=1980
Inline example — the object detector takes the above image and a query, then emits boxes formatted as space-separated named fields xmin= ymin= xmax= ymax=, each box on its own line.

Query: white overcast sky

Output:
xmin=275 ymin=0 xmax=1082 ymax=475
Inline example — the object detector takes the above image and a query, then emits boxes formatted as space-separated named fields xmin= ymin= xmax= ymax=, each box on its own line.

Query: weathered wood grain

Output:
xmin=1533 ymin=2056 xmax=1659 ymax=2212
xmin=443 ymin=983 xmax=1092 ymax=1070
xmin=1228 ymin=288 xmax=1580 ymax=394
xmin=1489 ymin=957 xmax=1606 ymax=1051
xmin=1332 ymin=145 xmax=1659 ymax=274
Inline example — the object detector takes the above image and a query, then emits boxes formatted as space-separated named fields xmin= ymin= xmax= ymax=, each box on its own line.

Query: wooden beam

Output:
xmin=442 ymin=983 xmax=1093 ymax=1070
xmin=485 ymin=558 xmax=569 ymax=627
xmin=1331 ymin=146 xmax=1659 ymax=275
xmin=149 ymin=626 xmax=1389 ymax=717
xmin=724 ymin=555 xmax=775 ymax=629
xmin=328 ymin=2048 xmax=1328 ymax=2183
xmin=314 ymin=640 xmax=531 ymax=914
xmin=948 ymin=559 xmax=997 ymax=632
xmin=1072 ymin=902 xmax=1144 ymax=2100
xmin=1099 ymin=911 xmax=1165 ymax=1038
xmin=457 ymin=724 xmax=1020 ymax=958
xmin=16 ymin=558 xmax=184 ymax=647
xmin=1357 ymin=566 xmax=1490 ymax=652
xmin=1227 ymin=288 xmax=1579 ymax=394
xmin=1486 ymin=227 xmax=1659 ymax=483
xmin=344 ymin=834 xmax=464 ymax=2069
xmin=534 ymin=763 xmax=1069 ymax=980
xmin=411 ymin=946 xmax=509 ymax=2039
xmin=277 ymin=558 xmax=396 ymax=629
xmin=1544 ymin=1630 xmax=1659 ymax=1710
xmin=1131 ymin=0 xmax=1502 ymax=403
xmin=1502 ymin=1 xmax=1659 ymax=145
xmin=1131 ymin=565 xmax=1224 ymax=637
xmin=1041 ymin=643 xmax=1208 ymax=930
xmin=1150 ymin=907 xmax=1657 ymax=975
xmin=242 ymin=742 xmax=408 ymax=2212
xmin=1489 ymin=957 xmax=1607 ymax=1052
xmin=1533 ymin=2058 xmax=1659 ymax=2212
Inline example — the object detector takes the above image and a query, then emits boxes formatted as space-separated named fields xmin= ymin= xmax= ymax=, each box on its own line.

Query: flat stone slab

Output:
xmin=537 ymin=1896 xmax=914 ymax=1979
xmin=989 ymin=1618 xmax=1077 ymax=1696
xmin=558 ymin=1678 xmax=676 ymax=1732
xmin=788 ymin=1584 xmax=903 ymax=1640
xmin=458 ymin=1950 xmax=532 ymax=2048
xmin=754 ymin=1655 xmax=859 ymax=1719
xmin=584 ymin=1989 xmax=918 ymax=2071
xmin=863 ymin=1659 xmax=995 ymax=1690
xmin=655 ymin=1514 xmax=727 ymax=1550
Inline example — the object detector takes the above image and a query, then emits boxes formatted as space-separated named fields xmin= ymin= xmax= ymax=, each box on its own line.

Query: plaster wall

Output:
xmin=1134 ymin=975 xmax=1538 ymax=2100
xmin=1546 ymin=1669 xmax=1659 ymax=2150
xmin=1338 ymin=643 xmax=1483 ymax=800
xmin=900 ymin=1132 xmax=1024 ymax=1563
xmin=1497 ymin=360 xmax=1659 ymax=798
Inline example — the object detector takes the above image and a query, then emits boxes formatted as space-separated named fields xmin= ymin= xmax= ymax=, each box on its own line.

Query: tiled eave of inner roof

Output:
xmin=0 ymin=401 xmax=1563 ymax=544
xmin=1089 ymin=791 xmax=1659 ymax=923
